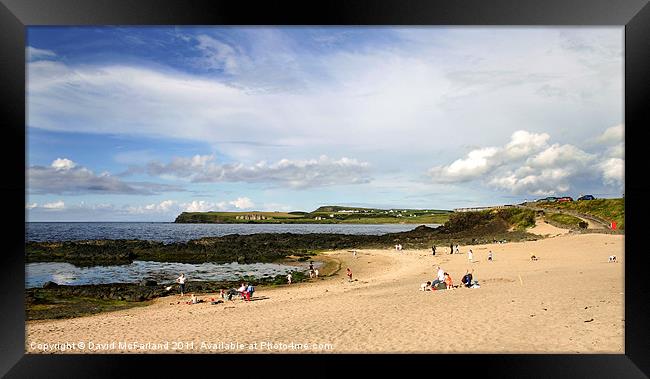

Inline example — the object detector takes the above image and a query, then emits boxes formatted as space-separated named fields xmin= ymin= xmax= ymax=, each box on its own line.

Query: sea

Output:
xmin=25 ymin=222 xmax=440 ymax=288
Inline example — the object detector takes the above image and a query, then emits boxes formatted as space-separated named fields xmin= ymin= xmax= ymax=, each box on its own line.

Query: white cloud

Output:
xmin=596 ymin=124 xmax=624 ymax=145
xmin=599 ymin=158 xmax=624 ymax=185
xmin=429 ymin=147 xmax=499 ymax=183
xmin=431 ymin=130 xmax=622 ymax=195
xmin=42 ymin=200 xmax=65 ymax=210
xmin=51 ymin=158 xmax=76 ymax=171
xmin=144 ymin=155 xmax=371 ymax=189
xmin=28 ymin=158 xmax=182 ymax=195
xmin=229 ymin=197 xmax=254 ymax=209
xmin=26 ymin=46 xmax=57 ymax=61
xmin=126 ymin=200 xmax=178 ymax=214
xmin=25 ymin=203 xmax=38 ymax=209
xmin=503 ymin=130 xmax=550 ymax=159
xmin=195 ymin=35 xmax=243 ymax=74
xmin=182 ymin=200 xmax=226 ymax=212
xmin=429 ymin=130 xmax=550 ymax=183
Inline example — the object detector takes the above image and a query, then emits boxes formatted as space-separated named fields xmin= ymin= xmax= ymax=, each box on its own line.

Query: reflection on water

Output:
xmin=26 ymin=260 xmax=321 ymax=288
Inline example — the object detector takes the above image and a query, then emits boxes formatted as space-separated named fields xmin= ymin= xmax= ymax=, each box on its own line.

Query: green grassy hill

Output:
xmin=175 ymin=206 xmax=452 ymax=224
xmin=533 ymin=198 xmax=624 ymax=230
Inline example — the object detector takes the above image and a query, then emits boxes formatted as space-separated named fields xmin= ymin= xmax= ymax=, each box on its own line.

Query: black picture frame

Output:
xmin=1 ymin=0 xmax=649 ymax=376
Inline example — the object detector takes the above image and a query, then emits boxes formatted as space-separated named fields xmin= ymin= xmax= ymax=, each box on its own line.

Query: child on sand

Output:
xmin=346 ymin=268 xmax=353 ymax=282
xmin=420 ymin=281 xmax=432 ymax=291
xmin=468 ymin=249 xmax=473 ymax=262
xmin=444 ymin=272 xmax=453 ymax=289
xmin=488 ymin=251 xmax=493 ymax=261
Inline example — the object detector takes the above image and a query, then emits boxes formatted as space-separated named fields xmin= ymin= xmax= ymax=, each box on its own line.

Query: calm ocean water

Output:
xmin=26 ymin=222 xmax=440 ymax=243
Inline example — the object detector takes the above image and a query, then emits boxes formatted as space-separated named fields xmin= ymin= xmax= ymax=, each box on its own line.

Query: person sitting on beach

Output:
xmin=431 ymin=266 xmax=445 ymax=288
xmin=461 ymin=270 xmax=473 ymax=288
xmin=346 ymin=268 xmax=353 ymax=282
xmin=444 ymin=272 xmax=454 ymax=289
xmin=420 ymin=281 xmax=432 ymax=291
xmin=189 ymin=294 xmax=199 ymax=304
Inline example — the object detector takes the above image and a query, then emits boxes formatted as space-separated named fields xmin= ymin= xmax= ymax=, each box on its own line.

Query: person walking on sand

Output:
xmin=346 ymin=267 xmax=353 ymax=282
xmin=176 ymin=273 xmax=186 ymax=297
xmin=488 ymin=250 xmax=493 ymax=261
xmin=455 ymin=244 xmax=460 ymax=254
xmin=468 ymin=249 xmax=473 ymax=262
xmin=432 ymin=245 xmax=436 ymax=256
xmin=450 ymin=243 xmax=454 ymax=254
xmin=287 ymin=273 xmax=292 ymax=285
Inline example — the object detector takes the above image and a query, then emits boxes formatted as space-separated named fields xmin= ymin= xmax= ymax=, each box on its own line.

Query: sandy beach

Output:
xmin=26 ymin=228 xmax=624 ymax=354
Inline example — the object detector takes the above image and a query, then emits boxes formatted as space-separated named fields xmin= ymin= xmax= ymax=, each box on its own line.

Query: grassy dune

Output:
xmin=535 ymin=198 xmax=624 ymax=230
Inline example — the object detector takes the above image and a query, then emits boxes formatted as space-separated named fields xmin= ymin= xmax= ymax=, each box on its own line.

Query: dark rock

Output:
xmin=140 ymin=279 xmax=157 ymax=287
xmin=42 ymin=281 xmax=59 ymax=289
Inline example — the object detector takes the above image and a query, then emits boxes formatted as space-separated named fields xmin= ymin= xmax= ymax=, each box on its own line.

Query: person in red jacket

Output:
xmin=346 ymin=268 xmax=353 ymax=282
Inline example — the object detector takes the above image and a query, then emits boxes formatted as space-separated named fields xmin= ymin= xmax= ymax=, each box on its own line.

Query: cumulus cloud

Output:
xmin=143 ymin=155 xmax=371 ymax=189
xmin=429 ymin=131 xmax=550 ymax=183
xmin=599 ymin=158 xmax=624 ymax=185
xmin=28 ymin=158 xmax=182 ymax=195
xmin=25 ymin=203 xmax=38 ymax=209
xmin=430 ymin=130 xmax=623 ymax=195
xmin=596 ymin=124 xmax=624 ymax=145
xmin=229 ymin=197 xmax=254 ymax=209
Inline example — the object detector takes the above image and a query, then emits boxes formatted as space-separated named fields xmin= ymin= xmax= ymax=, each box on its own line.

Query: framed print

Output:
xmin=1 ymin=0 xmax=649 ymax=376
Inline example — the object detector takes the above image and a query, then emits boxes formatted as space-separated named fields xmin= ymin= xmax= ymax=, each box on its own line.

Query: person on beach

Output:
xmin=314 ymin=269 xmax=319 ymax=278
xmin=488 ymin=251 xmax=493 ymax=261
xmin=246 ymin=283 xmax=254 ymax=301
xmin=237 ymin=283 xmax=248 ymax=299
xmin=461 ymin=270 xmax=473 ymax=288
xmin=432 ymin=245 xmax=436 ymax=256
xmin=468 ymin=249 xmax=473 ymax=262
xmin=346 ymin=268 xmax=353 ymax=282
xmin=176 ymin=273 xmax=186 ymax=296
xmin=287 ymin=273 xmax=292 ymax=284
xmin=455 ymin=244 xmax=460 ymax=254
xmin=353 ymin=250 xmax=358 ymax=258
xmin=420 ymin=281 xmax=432 ymax=291
xmin=431 ymin=266 xmax=445 ymax=288
xmin=444 ymin=272 xmax=454 ymax=289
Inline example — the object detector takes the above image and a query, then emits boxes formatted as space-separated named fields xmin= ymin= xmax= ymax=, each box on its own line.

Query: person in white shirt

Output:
xmin=287 ymin=273 xmax=292 ymax=284
xmin=176 ymin=273 xmax=186 ymax=296
xmin=431 ymin=266 xmax=445 ymax=287
xmin=468 ymin=249 xmax=473 ymax=262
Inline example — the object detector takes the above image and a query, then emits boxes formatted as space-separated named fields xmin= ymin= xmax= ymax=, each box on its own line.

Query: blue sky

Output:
xmin=26 ymin=27 xmax=624 ymax=221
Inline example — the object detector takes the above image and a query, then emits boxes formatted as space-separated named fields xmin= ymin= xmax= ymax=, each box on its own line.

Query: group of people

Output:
xmin=421 ymin=266 xmax=480 ymax=291
xmin=394 ymin=244 xmax=403 ymax=251
xmin=173 ymin=273 xmax=256 ymax=303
